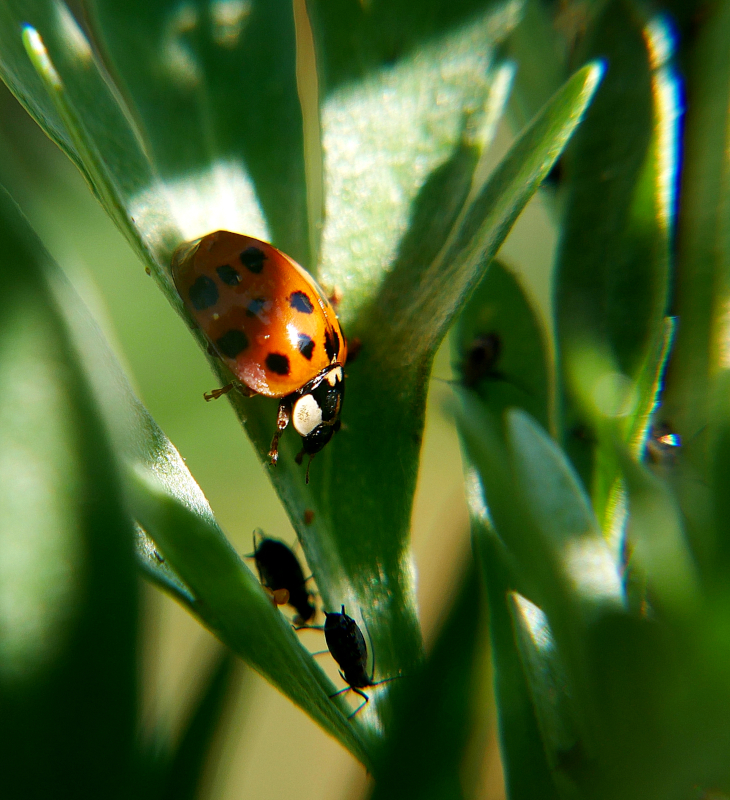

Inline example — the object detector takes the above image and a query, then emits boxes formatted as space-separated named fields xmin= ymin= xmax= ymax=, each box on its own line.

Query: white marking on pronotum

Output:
xmin=326 ymin=366 xmax=343 ymax=386
xmin=292 ymin=395 xmax=323 ymax=437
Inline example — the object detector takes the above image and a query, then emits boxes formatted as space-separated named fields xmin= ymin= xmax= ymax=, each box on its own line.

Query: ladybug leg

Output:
xmin=294 ymin=450 xmax=315 ymax=484
xmin=269 ymin=399 xmax=291 ymax=465
xmin=204 ymin=383 xmax=234 ymax=402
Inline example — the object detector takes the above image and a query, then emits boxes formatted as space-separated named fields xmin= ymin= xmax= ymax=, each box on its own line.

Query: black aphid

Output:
xmin=252 ymin=533 xmax=316 ymax=624
xmin=459 ymin=332 xmax=501 ymax=388
xmin=324 ymin=606 xmax=399 ymax=718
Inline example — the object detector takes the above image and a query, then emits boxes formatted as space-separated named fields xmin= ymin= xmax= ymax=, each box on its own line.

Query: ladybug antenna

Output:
xmin=305 ymin=455 xmax=314 ymax=484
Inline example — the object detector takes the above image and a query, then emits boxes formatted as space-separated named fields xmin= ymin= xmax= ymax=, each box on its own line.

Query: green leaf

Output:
xmin=369 ymin=560 xmax=489 ymax=800
xmin=87 ymin=0 xmax=311 ymax=268
xmin=307 ymin=0 xmax=515 ymax=92
xmin=0 ymin=4 xmax=172 ymax=268
xmin=456 ymin=398 xmax=623 ymax=746
xmin=506 ymin=409 xmax=624 ymax=619
xmin=507 ymin=592 xmax=582 ymax=797
xmin=664 ymin=0 xmax=730 ymax=440
xmin=0 ymin=184 xmax=137 ymax=795
xmin=554 ymin=4 xmax=678 ymax=524
xmin=618 ymin=446 xmax=701 ymax=624
xmin=662 ymin=0 xmax=730 ymax=583
xmin=315 ymin=14 xmax=521 ymax=325
xmin=452 ymin=259 xmax=551 ymax=432
xmin=471 ymin=516 xmax=561 ymax=800
xmin=502 ymin=0 xmax=569 ymax=134
xmin=345 ymin=62 xmax=603 ymax=365
xmin=128 ymin=468 xmax=373 ymax=767
xmin=159 ymin=650 xmax=241 ymax=800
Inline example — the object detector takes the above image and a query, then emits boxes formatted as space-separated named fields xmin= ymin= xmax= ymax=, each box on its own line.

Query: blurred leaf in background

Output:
xmin=0 ymin=185 xmax=137 ymax=798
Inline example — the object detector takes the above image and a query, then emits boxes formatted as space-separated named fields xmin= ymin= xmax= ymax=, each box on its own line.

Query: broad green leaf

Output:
xmin=471 ymin=514 xmax=561 ymax=800
xmin=0 ymin=185 xmax=137 ymax=795
xmin=452 ymin=259 xmax=551 ymax=432
xmin=579 ymin=607 xmax=730 ymax=800
xmin=711 ymin=373 xmax=730 ymax=578
xmin=134 ymin=523 xmax=195 ymax=606
xmin=369 ymin=561 xmax=490 ymax=800
xmin=307 ymin=0 xmax=514 ymax=92
xmin=87 ymin=0 xmax=311 ymax=268
xmin=316 ymin=14 xmax=521 ymax=324
xmin=364 ymin=63 xmax=602 ymax=371
xmin=0 ymin=3 xmax=79 ymax=166
xmin=554 ymin=4 xmax=678 ymax=526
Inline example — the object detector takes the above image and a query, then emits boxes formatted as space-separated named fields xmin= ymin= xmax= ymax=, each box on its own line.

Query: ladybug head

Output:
xmin=291 ymin=365 xmax=344 ymax=456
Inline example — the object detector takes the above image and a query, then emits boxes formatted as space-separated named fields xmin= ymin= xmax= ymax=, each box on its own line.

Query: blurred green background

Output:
xmin=0 ymin=82 xmax=556 ymax=798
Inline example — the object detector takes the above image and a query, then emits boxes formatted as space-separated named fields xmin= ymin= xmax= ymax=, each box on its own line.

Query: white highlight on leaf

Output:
xmin=22 ymin=26 xmax=62 ymax=90
xmin=644 ymin=15 xmax=681 ymax=233
xmin=563 ymin=537 xmax=624 ymax=605
xmin=512 ymin=593 xmax=553 ymax=654
xmin=55 ymin=4 xmax=93 ymax=65
xmin=128 ymin=158 xmax=268 ymax=248
xmin=318 ymin=2 xmax=522 ymax=313
xmin=212 ymin=0 xmax=251 ymax=47
xmin=464 ymin=466 xmax=491 ymax=526
xmin=160 ymin=3 xmax=202 ymax=88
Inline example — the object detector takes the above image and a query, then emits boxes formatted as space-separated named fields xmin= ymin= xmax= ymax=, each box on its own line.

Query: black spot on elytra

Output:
xmin=324 ymin=329 xmax=335 ymax=360
xmin=246 ymin=297 xmax=267 ymax=317
xmin=289 ymin=291 xmax=314 ymax=314
xmin=333 ymin=330 xmax=340 ymax=358
xmin=216 ymin=329 xmax=249 ymax=359
xmin=297 ymin=333 xmax=315 ymax=360
xmin=216 ymin=264 xmax=241 ymax=286
xmin=240 ymin=246 xmax=266 ymax=273
xmin=189 ymin=275 xmax=218 ymax=311
xmin=266 ymin=353 xmax=290 ymax=375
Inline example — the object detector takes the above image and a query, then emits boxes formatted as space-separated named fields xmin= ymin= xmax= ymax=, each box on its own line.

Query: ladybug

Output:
xmin=172 ymin=231 xmax=347 ymax=475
